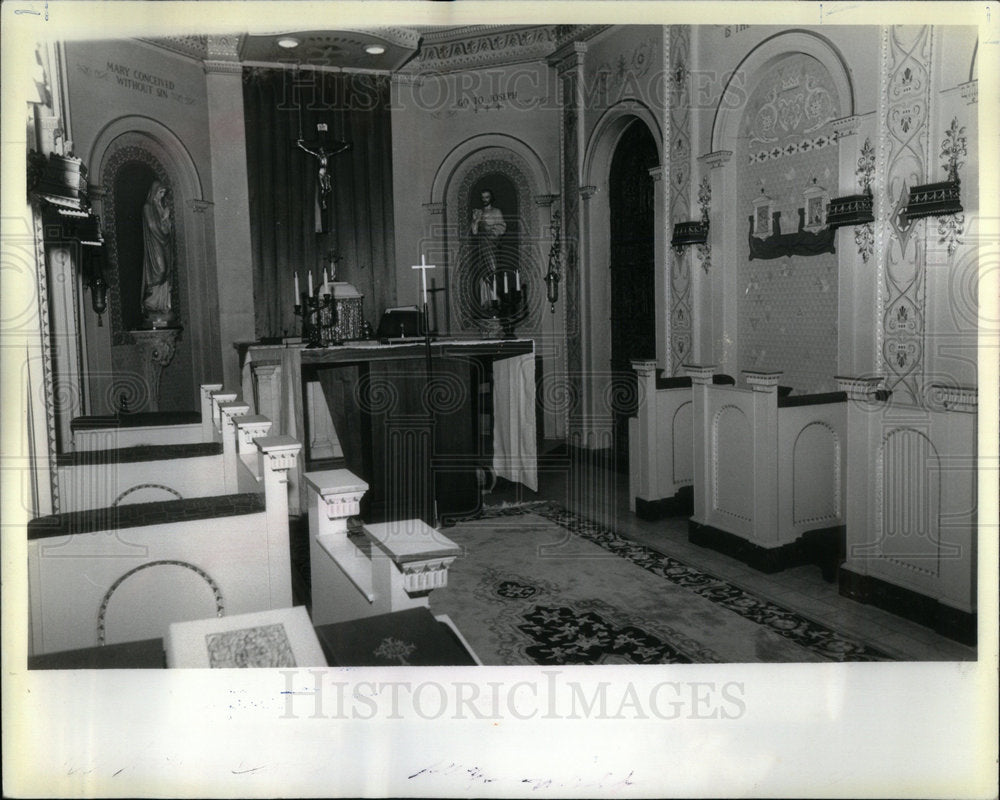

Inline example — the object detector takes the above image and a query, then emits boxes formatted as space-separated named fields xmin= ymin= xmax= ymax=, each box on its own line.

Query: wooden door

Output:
xmin=609 ymin=120 xmax=657 ymax=471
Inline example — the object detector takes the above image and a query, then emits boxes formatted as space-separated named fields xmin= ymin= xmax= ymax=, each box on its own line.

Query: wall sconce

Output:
xmin=903 ymin=180 xmax=962 ymax=222
xmin=671 ymin=220 xmax=709 ymax=253
xmin=826 ymin=191 xmax=874 ymax=229
xmin=903 ymin=117 xmax=965 ymax=223
xmin=544 ymin=211 xmax=562 ymax=313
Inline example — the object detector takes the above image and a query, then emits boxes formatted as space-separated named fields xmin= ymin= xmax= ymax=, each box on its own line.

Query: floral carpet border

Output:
xmin=470 ymin=501 xmax=896 ymax=662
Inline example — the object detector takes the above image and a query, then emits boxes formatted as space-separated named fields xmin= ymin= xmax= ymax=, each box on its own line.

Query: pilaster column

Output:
xmin=204 ymin=38 xmax=255 ymax=392
xmin=697 ymin=150 xmax=735 ymax=371
xmin=648 ymin=165 xmax=669 ymax=371
xmin=685 ymin=364 xmax=716 ymax=522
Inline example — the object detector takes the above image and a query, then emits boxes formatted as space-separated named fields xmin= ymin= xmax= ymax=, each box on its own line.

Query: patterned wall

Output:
xmin=668 ymin=26 xmax=693 ymax=374
xmin=737 ymin=53 xmax=841 ymax=393
xmin=877 ymin=26 xmax=933 ymax=405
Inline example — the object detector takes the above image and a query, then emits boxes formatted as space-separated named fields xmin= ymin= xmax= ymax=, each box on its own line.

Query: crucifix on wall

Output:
xmin=296 ymin=123 xmax=351 ymax=232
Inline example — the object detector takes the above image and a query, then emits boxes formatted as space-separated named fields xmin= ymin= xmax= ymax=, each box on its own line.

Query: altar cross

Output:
xmin=412 ymin=254 xmax=436 ymax=306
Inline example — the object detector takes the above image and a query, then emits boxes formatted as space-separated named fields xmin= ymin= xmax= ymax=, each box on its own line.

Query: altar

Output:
xmin=238 ymin=338 xmax=538 ymax=522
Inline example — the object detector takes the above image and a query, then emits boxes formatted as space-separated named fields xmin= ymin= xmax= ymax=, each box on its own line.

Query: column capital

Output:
xmin=305 ymin=468 xmax=369 ymax=520
xmin=422 ymin=202 xmax=446 ymax=215
xmin=832 ymin=115 xmax=862 ymax=139
xmin=835 ymin=375 xmax=885 ymax=400
xmin=927 ymin=384 xmax=977 ymax=413
xmin=698 ymin=150 xmax=733 ymax=170
xmin=203 ymin=60 xmax=243 ymax=75
xmin=235 ymin=415 xmax=273 ymax=454
xmin=188 ymin=198 xmax=213 ymax=214
xmin=548 ymin=41 xmax=588 ymax=74
xmin=256 ymin=435 xmax=302 ymax=472
xmin=684 ymin=364 xmax=717 ymax=385
xmin=579 ymin=185 xmax=598 ymax=200
xmin=534 ymin=193 xmax=560 ymax=207
xmin=648 ymin=165 xmax=666 ymax=182
xmin=743 ymin=370 xmax=782 ymax=392
xmin=631 ymin=359 xmax=658 ymax=378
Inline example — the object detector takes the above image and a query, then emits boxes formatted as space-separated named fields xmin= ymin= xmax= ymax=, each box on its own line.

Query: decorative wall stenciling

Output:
xmin=738 ymin=53 xmax=840 ymax=394
xmin=669 ymin=26 xmax=693 ymax=372
xmin=855 ymin=138 xmax=876 ymax=262
xmin=695 ymin=175 xmax=712 ymax=273
xmin=937 ymin=117 xmax=966 ymax=256
xmin=745 ymin=55 xmax=839 ymax=147
xmin=561 ymin=70 xmax=582 ymax=380
xmin=878 ymin=26 xmax=933 ymax=405
xmin=748 ymin=134 xmax=835 ymax=164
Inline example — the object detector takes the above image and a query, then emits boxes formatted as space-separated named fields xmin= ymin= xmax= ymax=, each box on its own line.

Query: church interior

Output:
xmin=10 ymin=22 xmax=983 ymax=668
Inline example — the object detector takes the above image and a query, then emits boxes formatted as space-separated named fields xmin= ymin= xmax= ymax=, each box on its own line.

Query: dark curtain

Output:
xmin=243 ymin=68 xmax=396 ymax=339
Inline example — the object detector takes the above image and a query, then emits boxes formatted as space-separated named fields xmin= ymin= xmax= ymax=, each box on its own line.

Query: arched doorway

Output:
xmin=609 ymin=119 xmax=657 ymax=470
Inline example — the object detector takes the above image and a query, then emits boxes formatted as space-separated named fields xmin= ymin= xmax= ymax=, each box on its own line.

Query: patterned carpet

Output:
xmin=429 ymin=502 xmax=895 ymax=664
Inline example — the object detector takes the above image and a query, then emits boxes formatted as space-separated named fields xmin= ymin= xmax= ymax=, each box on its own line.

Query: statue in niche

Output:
xmin=140 ymin=180 xmax=175 ymax=327
xmin=470 ymin=188 xmax=507 ymax=273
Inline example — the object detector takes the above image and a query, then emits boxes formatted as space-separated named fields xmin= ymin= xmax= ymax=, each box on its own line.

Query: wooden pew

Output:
xmin=28 ymin=394 xmax=301 ymax=655
xmin=836 ymin=378 xmax=977 ymax=645
xmin=628 ymin=360 xmax=735 ymax=519
xmin=686 ymin=365 xmax=847 ymax=577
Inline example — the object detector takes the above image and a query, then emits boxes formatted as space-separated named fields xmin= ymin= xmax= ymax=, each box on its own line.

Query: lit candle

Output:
xmin=503 ymin=272 xmax=509 ymax=295
xmin=294 ymin=271 xmax=300 ymax=300
xmin=307 ymin=270 xmax=313 ymax=298
xmin=515 ymin=269 xmax=520 ymax=291
xmin=492 ymin=276 xmax=498 ymax=302
xmin=323 ymin=266 xmax=329 ymax=287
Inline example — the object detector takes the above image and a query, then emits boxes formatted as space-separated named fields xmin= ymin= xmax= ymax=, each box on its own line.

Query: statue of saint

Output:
xmin=471 ymin=189 xmax=507 ymax=274
xmin=140 ymin=180 xmax=174 ymax=327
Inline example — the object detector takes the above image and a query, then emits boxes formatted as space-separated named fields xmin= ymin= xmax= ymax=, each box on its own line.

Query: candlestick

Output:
xmin=323 ymin=266 xmax=329 ymax=286
xmin=491 ymin=276 xmax=498 ymax=302
xmin=421 ymin=255 xmax=428 ymax=305
xmin=515 ymin=269 xmax=521 ymax=291
xmin=294 ymin=271 xmax=300 ymax=299
xmin=307 ymin=270 xmax=313 ymax=298
xmin=503 ymin=272 xmax=509 ymax=294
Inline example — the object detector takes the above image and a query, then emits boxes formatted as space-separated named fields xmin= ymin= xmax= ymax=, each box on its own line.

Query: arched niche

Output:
xmin=431 ymin=134 xmax=554 ymax=334
xmin=84 ymin=116 xmax=214 ymax=413
xmin=705 ymin=30 xmax=854 ymax=390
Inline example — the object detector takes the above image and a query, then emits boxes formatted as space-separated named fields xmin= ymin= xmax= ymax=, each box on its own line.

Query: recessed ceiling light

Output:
xmin=364 ymin=44 xmax=386 ymax=55
xmin=277 ymin=36 xmax=300 ymax=49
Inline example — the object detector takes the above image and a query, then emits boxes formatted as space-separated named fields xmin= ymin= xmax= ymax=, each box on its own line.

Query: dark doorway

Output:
xmin=609 ymin=119 xmax=657 ymax=472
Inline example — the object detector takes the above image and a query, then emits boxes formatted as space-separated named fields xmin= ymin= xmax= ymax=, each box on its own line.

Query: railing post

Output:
xmin=743 ymin=370 xmax=782 ymax=544
xmin=200 ymin=383 xmax=223 ymax=441
xmin=630 ymin=359 xmax=659 ymax=511
xmin=256 ymin=435 xmax=302 ymax=609
xmin=218 ymin=401 xmax=250 ymax=492
xmin=685 ymin=364 xmax=716 ymax=524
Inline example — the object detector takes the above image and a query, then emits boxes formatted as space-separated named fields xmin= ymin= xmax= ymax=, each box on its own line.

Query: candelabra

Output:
xmin=490 ymin=283 xmax=528 ymax=339
xmin=295 ymin=291 xmax=335 ymax=348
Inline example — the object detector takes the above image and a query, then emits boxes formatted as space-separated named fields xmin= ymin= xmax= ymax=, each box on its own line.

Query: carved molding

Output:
xmin=926 ymin=384 xmax=977 ymax=413
xmin=832 ymin=114 xmax=862 ymax=139
xmin=579 ymin=185 xmax=597 ymax=200
xmin=534 ymin=193 xmax=559 ymax=207
xmin=203 ymin=60 xmax=244 ymax=75
xmin=139 ymin=36 xmax=208 ymax=62
xmin=836 ymin=375 xmax=885 ymax=400
xmin=422 ymin=201 xmax=445 ymax=215
xmin=743 ymin=370 xmax=783 ymax=391
xmin=684 ymin=364 xmax=717 ymax=385
xmin=699 ymin=150 xmax=733 ymax=170
xmin=632 ymin=359 xmax=658 ymax=378
xmin=416 ymin=26 xmax=559 ymax=74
